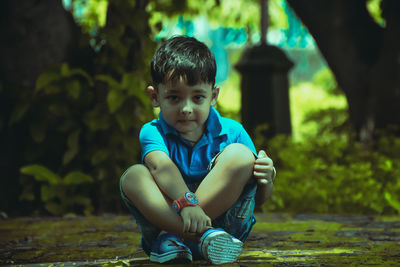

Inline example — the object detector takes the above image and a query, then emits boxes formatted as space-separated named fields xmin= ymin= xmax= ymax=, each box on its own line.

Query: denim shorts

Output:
xmin=119 ymin=165 xmax=257 ymax=256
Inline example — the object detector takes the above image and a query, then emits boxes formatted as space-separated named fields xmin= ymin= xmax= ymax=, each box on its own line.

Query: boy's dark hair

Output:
xmin=150 ymin=35 xmax=217 ymax=88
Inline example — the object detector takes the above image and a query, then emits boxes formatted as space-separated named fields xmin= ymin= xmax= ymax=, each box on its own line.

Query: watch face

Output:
xmin=185 ymin=192 xmax=199 ymax=205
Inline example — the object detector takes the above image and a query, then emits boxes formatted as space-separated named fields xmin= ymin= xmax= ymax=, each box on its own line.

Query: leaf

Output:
xmin=384 ymin=192 xmax=400 ymax=214
xmin=43 ymin=84 xmax=62 ymax=95
xmin=35 ymin=71 xmax=62 ymax=91
xmin=60 ymin=63 xmax=70 ymax=76
xmin=20 ymin=165 xmax=61 ymax=185
xmin=107 ymin=89 xmax=125 ymax=113
xmin=63 ymin=130 xmax=80 ymax=165
xmin=116 ymin=112 xmax=131 ymax=132
xmin=95 ymin=74 xmax=121 ymax=89
xmin=67 ymin=80 xmax=81 ymax=99
xmin=83 ymin=107 xmax=110 ymax=131
xmin=124 ymin=73 xmax=148 ymax=105
xmin=121 ymin=73 xmax=136 ymax=90
xmin=63 ymin=171 xmax=93 ymax=185
xmin=30 ymin=122 xmax=47 ymax=143
xmin=70 ymin=196 xmax=93 ymax=215
xmin=8 ymin=101 xmax=31 ymax=125
xmin=41 ymin=184 xmax=58 ymax=202
xmin=45 ymin=202 xmax=63 ymax=216
xmin=69 ymin=68 xmax=94 ymax=86
xmin=48 ymin=103 xmax=70 ymax=117
xmin=19 ymin=192 xmax=35 ymax=201
xmin=130 ymin=87 xmax=149 ymax=105
xmin=384 ymin=160 xmax=392 ymax=171
xmin=91 ymin=150 xmax=108 ymax=165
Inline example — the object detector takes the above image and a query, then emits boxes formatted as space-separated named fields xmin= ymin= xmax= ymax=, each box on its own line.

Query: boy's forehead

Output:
xmin=159 ymin=72 xmax=213 ymax=90
xmin=158 ymin=80 xmax=213 ymax=92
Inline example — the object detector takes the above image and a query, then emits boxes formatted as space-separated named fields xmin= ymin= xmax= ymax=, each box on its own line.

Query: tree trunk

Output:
xmin=0 ymin=0 xmax=83 ymax=214
xmin=287 ymin=0 xmax=400 ymax=142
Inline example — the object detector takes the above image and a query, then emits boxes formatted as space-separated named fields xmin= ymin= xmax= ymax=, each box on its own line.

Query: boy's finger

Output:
xmin=257 ymin=150 xmax=267 ymax=158
xmin=253 ymin=170 xmax=269 ymax=178
xmin=257 ymin=178 xmax=268 ymax=184
xmin=183 ymin=218 xmax=190 ymax=232
xmin=190 ymin=221 xmax=198 ymax=233
xmin=255 ymin=157 xmax=273 ymax=166
xmin=254 ymin=164 xmax=272 ymax=171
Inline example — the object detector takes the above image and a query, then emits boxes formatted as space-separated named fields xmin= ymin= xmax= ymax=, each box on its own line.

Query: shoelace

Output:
xmin=168 ymin=240 xmax=187 ymax=249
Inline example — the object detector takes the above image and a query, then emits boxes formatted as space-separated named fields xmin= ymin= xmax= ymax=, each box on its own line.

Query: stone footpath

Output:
xmin=1 ymin=213 xmax=400 ymax=266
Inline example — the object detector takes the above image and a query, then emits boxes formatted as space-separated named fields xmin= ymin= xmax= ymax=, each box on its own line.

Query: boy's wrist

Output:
xmin=172 ymin=192 xmax=199 ymax=213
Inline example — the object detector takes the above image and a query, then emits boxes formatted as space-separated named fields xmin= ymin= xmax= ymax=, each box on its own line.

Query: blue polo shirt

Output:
xmin=139 ymin=107 xmax=256 ymax=184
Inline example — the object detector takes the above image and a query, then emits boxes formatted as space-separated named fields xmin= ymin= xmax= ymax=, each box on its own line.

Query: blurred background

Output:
xmin=1 ymin=0 xmax=399 ymax=217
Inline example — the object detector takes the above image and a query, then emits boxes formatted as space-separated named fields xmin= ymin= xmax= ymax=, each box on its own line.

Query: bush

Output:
xmin=255 ymin=109 xmax=400 ymax=215
xmin=9 ymin=1 xmax=156 ymax=216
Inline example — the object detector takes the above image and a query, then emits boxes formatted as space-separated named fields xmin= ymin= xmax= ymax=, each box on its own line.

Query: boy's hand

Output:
xmin=180 ymin=205 xmax=211 ymax=234
xmin=253 ymin=150 xmax=275 ymax=185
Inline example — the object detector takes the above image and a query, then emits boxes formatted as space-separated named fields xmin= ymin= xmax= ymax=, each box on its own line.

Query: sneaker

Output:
xmin=198 ymin=228 xmax=243 ymax=264
xmin=149 ymin=233 xmax=192 ymax=263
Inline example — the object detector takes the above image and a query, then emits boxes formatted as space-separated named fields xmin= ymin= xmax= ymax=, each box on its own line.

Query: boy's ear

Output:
xmin=211 ymin=86 xmax=220 ymax=106
xmin=147 ymin=86 xmax=160 ymax=107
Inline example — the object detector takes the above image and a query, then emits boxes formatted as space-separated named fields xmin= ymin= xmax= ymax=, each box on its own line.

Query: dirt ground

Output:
xmin=1 ymin=212 xmax=400 ymax=266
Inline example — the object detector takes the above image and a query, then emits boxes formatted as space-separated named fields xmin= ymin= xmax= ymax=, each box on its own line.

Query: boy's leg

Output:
xmin=185 ymin=179 xmax=257 ymax=260
xmin=121 ymin=164 xmax=191 ymax=236
xmin=120 ymin=167 xmax=159 ymax=254
xmin=195 ymin=143 xmax=256 ymax=219
xmin=212 ymin=179 xmax=257 ymax=241
xmin=120 ymin=164 xmax=199 ymax=253
xmin=186 ymin=144 xmax=256 ymax=263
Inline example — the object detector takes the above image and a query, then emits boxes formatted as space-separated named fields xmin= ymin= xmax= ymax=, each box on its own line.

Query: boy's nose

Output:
xmin=181 ymin=101 xmax=193 ymax=114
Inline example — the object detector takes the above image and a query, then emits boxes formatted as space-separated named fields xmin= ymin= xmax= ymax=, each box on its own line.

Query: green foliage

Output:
xmin=14 ymin=0 xmax=155 ymax=215
xmin=255 ymin=110 xmax=400 ymax=215
xmin=290 ymin=66 xmax=348 ymax=141
xmin=147 ymin=0 xmax=288 ymax=40
xmin=63 ymin=0 xmax=109 ymax=34
xmin=20 ymin=165 xmax=93 ymax=215
xmin=366 ymin=0 xmax=385 ymax=27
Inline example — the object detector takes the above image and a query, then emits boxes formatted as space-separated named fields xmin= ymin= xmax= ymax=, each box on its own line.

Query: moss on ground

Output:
xmin=1 ymin=213 xmax=399 ymax=266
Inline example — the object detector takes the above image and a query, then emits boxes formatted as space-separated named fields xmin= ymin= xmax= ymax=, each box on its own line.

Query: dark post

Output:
xmin=235 ymin=0 xmax=293 ymax=138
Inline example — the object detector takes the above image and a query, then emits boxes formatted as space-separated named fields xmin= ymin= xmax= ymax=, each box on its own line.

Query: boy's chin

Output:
xmin=176 ymin=125 xmax=204 ymax=136
xmin=176 ymin=126 xmax=196 ymax=134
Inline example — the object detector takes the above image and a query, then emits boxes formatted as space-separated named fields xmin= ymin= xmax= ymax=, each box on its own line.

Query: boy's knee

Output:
xmin=217 ymin=143 xmax=255 ymax=171
xmin=121 ymin=164 xmax=149 ymax=190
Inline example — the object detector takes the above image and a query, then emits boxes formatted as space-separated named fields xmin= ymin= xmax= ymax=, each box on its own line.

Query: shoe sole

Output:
xmin=202 ymin=231 xmax=243 ymax=265
xmin=150 ymin=250 xmax=192 ymax=263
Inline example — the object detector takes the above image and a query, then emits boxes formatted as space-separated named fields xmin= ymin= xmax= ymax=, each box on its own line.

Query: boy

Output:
xmin=120 ymin=35 xmax=275 ymax=264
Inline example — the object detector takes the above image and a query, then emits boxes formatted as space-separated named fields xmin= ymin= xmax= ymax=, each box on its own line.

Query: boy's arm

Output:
xmin=255 ymin=179 xmax=274 ymax=206
xmin=253 ymin=150 xmax=276 ymax=206
xmin=235 ymin=127 xmax=275 ymax=205
xmin=144 ymin=150 xmax=211 ymax=233
xmin=145 ymin=150 xmax=190 ymax=200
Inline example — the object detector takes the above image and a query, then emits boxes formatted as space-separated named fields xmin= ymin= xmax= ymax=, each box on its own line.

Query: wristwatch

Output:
xmin=172 ymin=192 xmax=199 ymax=213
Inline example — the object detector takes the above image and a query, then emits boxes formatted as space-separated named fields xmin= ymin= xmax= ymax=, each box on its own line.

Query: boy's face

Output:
xmin=148 ymin=78 xmax=219 ymax=141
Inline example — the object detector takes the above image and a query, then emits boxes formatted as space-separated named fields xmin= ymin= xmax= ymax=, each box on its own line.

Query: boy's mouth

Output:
xmin=178 ymin=119 xmax=194 ymax=124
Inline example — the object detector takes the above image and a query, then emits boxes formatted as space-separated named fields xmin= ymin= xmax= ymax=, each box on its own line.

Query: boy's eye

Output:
xmin=167 ymin=95 xmax=179 ymax=101
xmin=194 ymin=95 xmax=205 ymax=102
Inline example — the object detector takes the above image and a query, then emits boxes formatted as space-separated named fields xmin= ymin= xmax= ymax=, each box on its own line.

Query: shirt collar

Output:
xmin=206 ymin=107 xmax=227 ymax=137
xmin=158 ymin=107 xmax=227 ymax=138
xmin=158 ymin=112 xmax=178 ymax=136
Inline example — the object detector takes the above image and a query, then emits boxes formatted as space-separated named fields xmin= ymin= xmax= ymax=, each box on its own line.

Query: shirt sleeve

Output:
xmin=139 ymin=121 xmax=170 ymax=162
xmin=236 ymin=126 xmax=257 ymax=156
